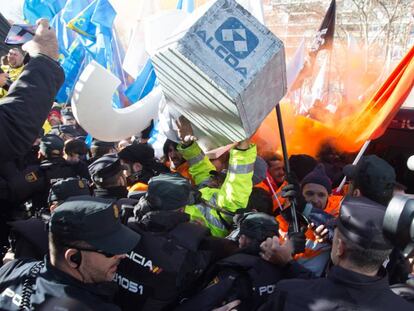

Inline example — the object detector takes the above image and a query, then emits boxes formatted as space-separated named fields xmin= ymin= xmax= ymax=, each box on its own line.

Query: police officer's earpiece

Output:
xmin=70 ymin=251 xmax=82 ymax=268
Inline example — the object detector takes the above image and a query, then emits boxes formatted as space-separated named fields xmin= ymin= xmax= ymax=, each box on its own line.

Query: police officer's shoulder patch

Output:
xmin=78 ymin=180 xmax=85 ymax=188
xmin=113 ymin=204 xmax=119 ymax=219
xmin=25 ymin=172 xmax=38 ymax=183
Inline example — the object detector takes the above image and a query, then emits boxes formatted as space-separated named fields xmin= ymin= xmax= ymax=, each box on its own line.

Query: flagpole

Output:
xmin=336 ymin=139 xmax=371 ymax=193
xmin=275 ymin=104 xmax=299 ymax=232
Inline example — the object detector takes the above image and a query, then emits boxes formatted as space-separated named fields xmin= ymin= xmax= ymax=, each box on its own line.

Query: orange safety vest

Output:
xmin=276 ymin=195 xmax=343 ymax=261
xmin=128 ymin=182 xmax=148 ymax=194
xmin=255 ymin=173 xmax=287 ymax=214
xmin=166 ymin=161 xmax=194 ymax=185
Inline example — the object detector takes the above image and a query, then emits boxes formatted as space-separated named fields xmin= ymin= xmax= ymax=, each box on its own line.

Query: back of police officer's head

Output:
xmin=88 ymin=153 xmax=126 ymax=189
xmin=39 ymin=134 xmax=64 ymax=159
xmin=343 ymin=155 xmax=396 ymax=206
xmin=49 ymin=196 xmax=140 ymax=283
xmin=331 ymin=196 xmax=392 ymax=275
xmin=247 ymin=187 xmax=274 ymax=216
xmin=48 ymin=178 xmax=90 ymax=211
xmin=134 ymin=173 xmax=193 ymax=218
xmin=238 ymin=213 xmax=279 ymax=249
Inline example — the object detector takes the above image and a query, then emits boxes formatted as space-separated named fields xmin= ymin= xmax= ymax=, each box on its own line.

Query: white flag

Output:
xmin=286 ymin=39 xmax=306 ymax=90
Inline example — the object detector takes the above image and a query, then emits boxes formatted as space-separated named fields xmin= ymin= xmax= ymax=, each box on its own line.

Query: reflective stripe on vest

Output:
xmin=187 ymin=153 xmax=205 ymax=166
xmin=194 ymin=203 xmax=227 ymax=230
xmin=228 ymin=163 xmax=254 ymax=174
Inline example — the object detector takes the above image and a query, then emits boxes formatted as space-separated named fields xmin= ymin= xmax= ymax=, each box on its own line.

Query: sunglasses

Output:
xmin=73 ymin=247 xmax=115 ymax=258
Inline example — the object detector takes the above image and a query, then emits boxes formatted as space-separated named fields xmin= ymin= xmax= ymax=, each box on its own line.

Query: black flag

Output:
xmin=310 ymin=0 xmax=336 ymax=55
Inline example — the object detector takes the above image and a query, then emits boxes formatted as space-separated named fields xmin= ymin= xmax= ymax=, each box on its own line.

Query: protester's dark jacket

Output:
xmin=114 ymin=211 xmax=213 ymax=311
xmin=258 ymin=266 xmax=413 ymax=311
xmin=0 ymin=257 xmax=120 ymax=310
xmin=0 ymin=55 xmax=64 ymax=162
xmin=176 ymin=250 xmax=313 ymax=311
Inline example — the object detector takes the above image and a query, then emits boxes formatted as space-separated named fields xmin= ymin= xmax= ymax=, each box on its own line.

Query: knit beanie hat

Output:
xmin=301 ymin=163 xmax=332 ymax=194
xmin=289 ymin=154 xmax=318 ymax=182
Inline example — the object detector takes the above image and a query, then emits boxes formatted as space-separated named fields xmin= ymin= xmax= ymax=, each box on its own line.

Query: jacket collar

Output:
xmin=94 ymin=186 xmax=128 ymax=200
xmin=328 ymin=265 xmax=389 ymax=290
xmin=43 ymin=257 xmax=117 ymax=300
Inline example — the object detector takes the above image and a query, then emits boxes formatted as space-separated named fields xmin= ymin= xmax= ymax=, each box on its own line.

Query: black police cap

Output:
xmin=146 ymin=173 xmax=192 ymax=211
xmin=50 ymin=196 xmax=140 ymax=255
xmin=337 ymin=196 xmax=392 ymax=250
xmin=48 ymin=177 xmax=90 ymax=203
xmin=40 ymin=134 xmax=64 ymax=156
xmin=239 ymin=212 xmax=279 ymax=241
xmin=88 ymin=153 xmax=123 ymax=182
xmin=343 ymin=155 xmax=396 ymax=201
xmin=91 ymin=140 xmax=116 ymax=148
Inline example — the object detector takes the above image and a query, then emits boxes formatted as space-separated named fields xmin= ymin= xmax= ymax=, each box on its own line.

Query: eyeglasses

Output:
xmin=72 ymin=247 xmax=115 ymax=258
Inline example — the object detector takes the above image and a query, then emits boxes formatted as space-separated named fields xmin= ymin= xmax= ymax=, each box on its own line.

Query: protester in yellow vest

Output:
xmin=0 ymin=48 xmax=25 ymax=98
xmin=176 ymin=116 xmax=257 ymax=237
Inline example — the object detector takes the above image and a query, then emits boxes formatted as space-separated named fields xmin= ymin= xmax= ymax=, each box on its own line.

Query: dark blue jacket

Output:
xmin=258 ymin=266 xmax=413 ymax=311
xmin=0 ymin=257 xmax=120 ymax=310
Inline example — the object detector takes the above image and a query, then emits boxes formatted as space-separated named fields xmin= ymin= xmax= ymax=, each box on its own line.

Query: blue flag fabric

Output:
xmin=176 ymin=0 xmax=195 ymax=12
xmin=53 ymin=0 xmax=92 ymax=103
xmin=68 ymin=0 xmax=124 ymax=108
xmin=23 ymin=0 xmax=66 ymax=24
xmin=55 ymin=38 xmax=87 ymax=103
xmin=125 ymin=60 xmax=157 ymax=103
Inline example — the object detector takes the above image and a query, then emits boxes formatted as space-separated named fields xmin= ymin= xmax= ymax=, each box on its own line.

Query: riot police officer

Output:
xmin=5 ymin=177 xmax=91 ymax=262
xmin=0 ymin=197 xmax=141 ymax=310
xmin=176 ymin=212 xmax=311 ymax=311
xmin=30 ymin=134 xmax=83 ymax=211
xmin=115 ymin=173 xmax=233 ymax=311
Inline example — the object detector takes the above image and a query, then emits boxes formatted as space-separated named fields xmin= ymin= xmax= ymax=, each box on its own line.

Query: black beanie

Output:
xmin=301 ymin=164 xmax=332 ymax=194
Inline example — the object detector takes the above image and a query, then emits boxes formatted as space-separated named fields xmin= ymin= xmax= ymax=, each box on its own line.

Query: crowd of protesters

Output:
xmin=0 ymin=19 xmax=413 ymax=311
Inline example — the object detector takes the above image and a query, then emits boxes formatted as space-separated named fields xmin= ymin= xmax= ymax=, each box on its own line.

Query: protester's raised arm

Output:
xmin=0 ymin=19 xmax=64 ymax=161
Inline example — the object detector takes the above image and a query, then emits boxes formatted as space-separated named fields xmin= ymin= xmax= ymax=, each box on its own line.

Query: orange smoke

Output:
xmin=253 ymin=44 xmax=414 ymax=158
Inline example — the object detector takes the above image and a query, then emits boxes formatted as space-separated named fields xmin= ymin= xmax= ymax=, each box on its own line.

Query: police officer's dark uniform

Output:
xmin=258 ymin=196 xmax=413 ymax=311
xmin=176 ymin=213 xmax=312 ymax=311
xmin=0 ymin=197 xmax=141 ymax=311
xmin=29 ymin=134 xmax=83 ymax=211
xmin=115 ymin=173 xmax=219 ymax=311
xmin=7 ymin=177 xmax=90 ymax=261
xmin=89 ymin=154 xmax=141 ymax=224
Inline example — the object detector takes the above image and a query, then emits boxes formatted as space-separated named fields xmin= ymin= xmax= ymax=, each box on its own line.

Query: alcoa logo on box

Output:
xmin=196 ymin=17 xmax=259 ymax=79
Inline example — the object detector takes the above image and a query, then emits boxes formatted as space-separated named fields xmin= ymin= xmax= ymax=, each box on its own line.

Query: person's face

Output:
xmin=302 ymin=183 xmax=329 ymax=210
xmin=79 ymin=251 xmax=126 ymax=283
xmin=49 ymin=115 xmax=61 ymax=126
xmin=268 ymin=160 xmax=285 ymax=184
xmin=7 ymin=49 xmax=24 ymax=68
xmin=168 ymin=144 xmax=184 ymax=169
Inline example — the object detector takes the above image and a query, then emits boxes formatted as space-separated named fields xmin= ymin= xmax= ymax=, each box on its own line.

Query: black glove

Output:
xmin=288 ymin=228 xmax=306 ymax=255
xmin=141 ymin=119 xmax=154 ymax=139
xmin=281 ymin=173 xmax=307 ymax=214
